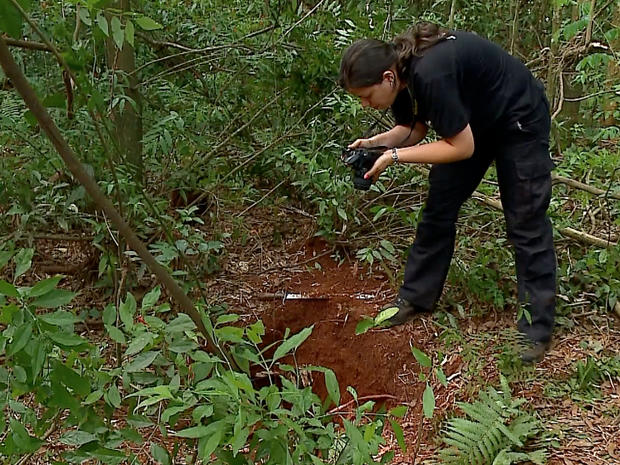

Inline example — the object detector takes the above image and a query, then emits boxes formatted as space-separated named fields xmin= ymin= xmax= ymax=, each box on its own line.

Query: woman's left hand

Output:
xmin=365 ymin=152 xmax=393 ymax=182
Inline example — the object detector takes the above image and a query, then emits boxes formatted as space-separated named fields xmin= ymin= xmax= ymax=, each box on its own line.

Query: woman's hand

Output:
xmin=365 ymin=152 xmax=393 ymax=182
xmin=348 ymin=138 xmax=375 ymax=149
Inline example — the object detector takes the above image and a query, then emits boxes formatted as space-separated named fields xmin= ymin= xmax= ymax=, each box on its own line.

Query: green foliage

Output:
xmin=0 ymin=246 xmax=400 ymax=463
xmin=437 ymin=376 xmax=546 ymax=465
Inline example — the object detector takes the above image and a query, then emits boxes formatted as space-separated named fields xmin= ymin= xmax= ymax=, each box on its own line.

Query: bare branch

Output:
xmin=3 ymin=37 xmax=52 ymax=52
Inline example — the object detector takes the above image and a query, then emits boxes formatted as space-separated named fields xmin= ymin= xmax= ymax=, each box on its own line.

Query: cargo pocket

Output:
xmin=512 ymin=158 xmax=554 ymax=224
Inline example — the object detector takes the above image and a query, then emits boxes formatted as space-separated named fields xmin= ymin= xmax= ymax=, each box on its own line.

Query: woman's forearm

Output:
xmin=370 ymin=122 xmax=427 ymax=148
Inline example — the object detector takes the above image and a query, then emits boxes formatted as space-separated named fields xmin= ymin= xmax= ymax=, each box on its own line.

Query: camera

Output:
xmin=341 ymin=146 xmax=387 ymax=190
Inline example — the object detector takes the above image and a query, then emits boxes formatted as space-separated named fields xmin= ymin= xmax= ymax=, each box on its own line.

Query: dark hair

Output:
xmin=339 ymin=21 xmax=450 ymax=89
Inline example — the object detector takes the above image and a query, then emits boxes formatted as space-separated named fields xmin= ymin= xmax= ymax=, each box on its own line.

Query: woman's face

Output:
xmin=349 ymin=71 xmax=399 ymax=110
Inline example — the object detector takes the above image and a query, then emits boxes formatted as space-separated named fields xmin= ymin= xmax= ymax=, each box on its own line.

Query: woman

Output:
xmin=339 ymin=22 xmax=556 ymax=364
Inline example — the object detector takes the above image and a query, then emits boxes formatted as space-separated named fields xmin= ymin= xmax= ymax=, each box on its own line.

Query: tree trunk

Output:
xmin=510 ymin=0 xmax=520 ymax=55
xmin=106 ymin=0 xmax=143 ymax=182
xmin=604 ymin=3 xmax=619 ymax=126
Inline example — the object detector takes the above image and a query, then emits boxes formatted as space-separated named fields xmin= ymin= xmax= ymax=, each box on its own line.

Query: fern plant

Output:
xmin=437 ymin=375 xmax=546 ymax=465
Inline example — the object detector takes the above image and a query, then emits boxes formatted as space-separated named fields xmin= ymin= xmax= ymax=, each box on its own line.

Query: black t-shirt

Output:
xmin=391 ymin=31 xmax=546 ymax=141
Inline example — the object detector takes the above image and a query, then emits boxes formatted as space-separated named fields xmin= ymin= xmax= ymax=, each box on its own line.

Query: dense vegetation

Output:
xmin=0 ymin=0 xmax=619 ymax=464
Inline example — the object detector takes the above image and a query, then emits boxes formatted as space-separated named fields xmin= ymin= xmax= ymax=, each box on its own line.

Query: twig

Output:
xmin=326 ymin=395 xmax=397 ymax=415
xmin=252 ymin=250 xmax=332 ymax=275
xmin=280 ymin=0 xmax=327 ymax=41
xmin=564 ymin=89 xmax=619 ymax=102
xmin=236 ymin=179 xmax=286 ymax=217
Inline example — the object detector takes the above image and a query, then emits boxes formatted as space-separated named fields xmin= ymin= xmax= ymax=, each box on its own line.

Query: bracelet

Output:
xmin=391 ymin=147 xmax=399 ymax=164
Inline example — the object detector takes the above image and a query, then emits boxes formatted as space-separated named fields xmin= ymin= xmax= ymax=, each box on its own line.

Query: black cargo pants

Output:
xmin=399 ymin=98 xmax=556 ymax=343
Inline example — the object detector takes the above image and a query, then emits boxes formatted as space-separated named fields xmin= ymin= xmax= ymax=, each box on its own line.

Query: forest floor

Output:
xmin=209 ymin=206 xmax=620 ymax=465
xmin=13 ymin=204 xmax=620 ymax=464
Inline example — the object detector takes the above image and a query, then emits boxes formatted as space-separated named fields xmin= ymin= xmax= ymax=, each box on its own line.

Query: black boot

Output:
xmin=519 ymin=339 xmax=552 ymax=365
xmin=380 ymin=297 xmax=430 ymax=327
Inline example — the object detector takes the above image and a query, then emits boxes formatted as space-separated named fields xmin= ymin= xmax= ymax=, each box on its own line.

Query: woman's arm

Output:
xmin=365 ymin=124 xmax=475 ymax=180
xmin=349 ymin=122 xmax=428 ymax=149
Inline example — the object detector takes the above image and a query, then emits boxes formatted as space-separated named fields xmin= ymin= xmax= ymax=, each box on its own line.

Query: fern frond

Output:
xmin=436 ymin=376 xmax=546 ymax=465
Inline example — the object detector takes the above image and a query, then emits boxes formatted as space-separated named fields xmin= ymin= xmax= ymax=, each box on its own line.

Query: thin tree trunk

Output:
xmin=448 ymin=0 xmax=457 ymax=29
xmin=0 ymin=35 xmax=235 ymax=369
xmin=604 ymin=2 xmax=619 ymax=126
xmin=106 ymin=0 xmax=143 ymax=182
xmin=510 ymin=0 xmax=521 ymax=55
xmin=547 ymin=1 xmax=562 ymax=109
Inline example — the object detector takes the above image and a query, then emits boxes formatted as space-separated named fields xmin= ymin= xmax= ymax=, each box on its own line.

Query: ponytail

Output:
xmin=393 ymin=22 xmax=451 ymax=79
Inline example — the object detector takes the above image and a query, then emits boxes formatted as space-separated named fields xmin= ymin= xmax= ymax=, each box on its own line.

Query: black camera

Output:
xmin=341 ymin=146 xmax=388 ymax=190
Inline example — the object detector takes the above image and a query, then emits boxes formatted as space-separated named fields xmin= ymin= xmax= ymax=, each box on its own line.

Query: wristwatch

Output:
xmin=391 ymin=147 xmax=399 ymax=164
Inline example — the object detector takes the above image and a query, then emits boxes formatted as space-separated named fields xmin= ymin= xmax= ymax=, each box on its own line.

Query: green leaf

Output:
xmin=125 ymin=351 xmax=159 ymax=373
xmin=106 ymin=384 xmax=122 ymax=409
xmin=7 ymin=322 xmax=32 ymax=357
xmin=48 ymin=331 xmax=87 ymax=347
xmin=389 ymin=406 xmax=408 ymax=418
xmin=103 ymin=304 xmax=116 ymax=326
xmin=380 ymin=240 xmax=395 ymax=254
xmin=0 ymin=280 xmax=19 ymax=297
xmin=125 ymin=20 xmax=135 ymax=47
xmin=423 ymin=384 xmax=435 ymax=419
xmin=0 ymin=0 xmax=30 ymax=39
xmin=272 ymin=326 xmax=313 ymax=363
xmin=355 ymin=317 xmax=375 ymax=335
xmin=60 ymin=430 xmax=98 ymax=446
xmin=0 ymin=250 xmax=14 ymax=271
xmin=29 ymin=276 xmax=63 ymax=298
xmin=119 ymin=293 xmax=136 ymax=330
xmin=97 ymin=13 xmax=109 ymax=36
xmin=39 ymin=310 xmax=80 ymax=326
xmin=14 ymin=248 xmax=34 ymax=279
xmin=31 ymin=339 xmax=46 ymax=380
xmin=175 ymin=425 xmax=211 ymax=439
xmin=215 ymin=326 xmax=244 ymax=343
xmin=150 ymin=442 xmax=170 ymax=465
xmin=232 ymin=426 xmax=249 ymax=456
xmin=106 ymin=325 xmax=126 ymax=343
xmin=375 ymin=307 xmax=399 ymax=325
xmin=111 ymin=16 xmax=124 ymax=49
xmin=435 ymin=367 xmax=448 ymax=388
xmin=135 ymin=16 xmax=163 ymax=30
xmin=79 ymin=6 xmax=91 ymax=25
xmin=84 ymin=390 xmax=104 ymax=405
xmin=141 ymin=286 xmax=160 ymax=311
xmin=124 ymin=332 xmax=153 ymax=357
xmin=343 ymin=419 xmax=370 ymax=456
xmin=411 ymin=346 xmax=432 ymax=368
xmin=390 ymin=419 xmax=406 ymax=453
xmin=161 ymin=406 xmax=187 ymax=423
xmin=13 ymin=365 xmax=27 ymax=383
xmin=324 ymin=369 xmax=340 ymax=406
xmin=216 ymin=314 xmax=240 ymax=325
xmin=200 ymin=428 xmax=222 ymax=460
xmin=32 ymin=289 xmax=76 ymax=308
xmin=165 ymin=314 xmax=196 ymax=334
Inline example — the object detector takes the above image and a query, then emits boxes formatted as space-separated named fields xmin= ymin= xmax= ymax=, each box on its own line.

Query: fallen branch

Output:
xmin=0 ymin=36 xmax=236 ymax=370
xmin=471 ymin=194 xmax=617 ymax=248
xmin=552 ymin=173 xmax=620 ymax=200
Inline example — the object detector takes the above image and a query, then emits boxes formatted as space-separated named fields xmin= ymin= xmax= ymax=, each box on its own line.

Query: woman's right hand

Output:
xmin=348 ymin=138 xmax=375 ymax=149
